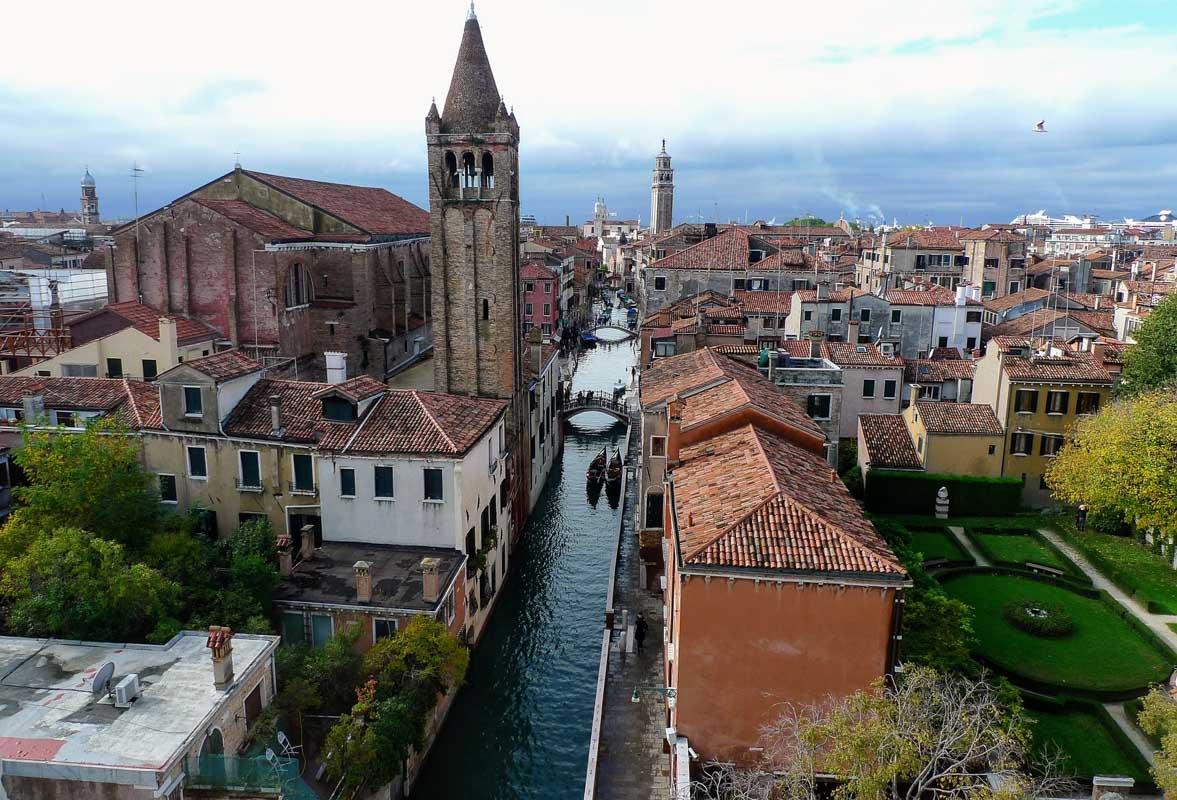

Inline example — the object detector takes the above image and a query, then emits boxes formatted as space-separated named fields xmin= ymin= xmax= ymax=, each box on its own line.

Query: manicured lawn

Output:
xmin=970 ymin=528 xmax=1078 ymax=574
xmin=907 ymin=527 xmax=967 ymax=563
xmin=1054 ymin=522 xmax=1177 ymax=614
xmin=1027 ymin=706 xmax=1150 ymax=782
xmin=942 ymin=573 xmax=1171 ymax=692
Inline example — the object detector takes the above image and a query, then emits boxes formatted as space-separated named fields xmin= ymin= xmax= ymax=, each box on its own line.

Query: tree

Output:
xmin=1121 ymin=294 xmax=1177 ymax=394
xmin=1135 ymin=686 xmax=1177 ymax=797
xmin=7 ymin=418 xmax=161 ymax=552
xmin=1046 ymin=391 xmax=1177 ymax=535
xmin=784 ymin=216 xmax=830 ymax=227
xmin=324 ymin=679 xmax=423 ymax=796
xmin=703 ymin=668 xmax=1074 ymax=800
xmin=362 ymin=616 xmax=469 ymax=701
xmin=0 ymin=527 xmax=178 ymax=641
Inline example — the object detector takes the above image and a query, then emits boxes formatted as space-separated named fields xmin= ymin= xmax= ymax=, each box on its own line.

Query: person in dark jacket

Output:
xmin=634 ymin=613 xmax=649 ymax=653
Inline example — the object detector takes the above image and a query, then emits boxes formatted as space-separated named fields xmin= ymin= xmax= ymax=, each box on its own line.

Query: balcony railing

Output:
xmin=287 ymin=480 xmax=316 ymax=495
xmin=184 ymin=754 xmax=301 ymax=796
xmin=235 ymin=478 xmax=264 ymax=493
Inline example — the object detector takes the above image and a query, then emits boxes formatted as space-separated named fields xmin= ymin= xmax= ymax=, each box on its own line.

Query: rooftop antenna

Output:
xmin=234 ymin=151 xmax=242 ymax=169
xmin=131 ymin=163 xmax=144 ymax=302
xmin=467 ymin=1 xmax=476 ymax=20
xmin=92 ymin=660 xmax=116 ymax=697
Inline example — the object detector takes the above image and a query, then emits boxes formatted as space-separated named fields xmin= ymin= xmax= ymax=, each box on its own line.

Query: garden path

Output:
xmin=947 ymin=526 xmax=990 ymax=567
xmin=1038 ymin=529 xmax=1177 ymax=653
xmin=1104 ymin=702 xmax=1156 ymax=766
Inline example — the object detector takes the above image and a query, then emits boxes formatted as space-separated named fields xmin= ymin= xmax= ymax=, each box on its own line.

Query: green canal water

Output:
xmin=413 ymin=325 xmax=636 ymax=799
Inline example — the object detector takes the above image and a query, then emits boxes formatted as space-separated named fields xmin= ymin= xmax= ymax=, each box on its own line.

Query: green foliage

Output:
xmin=1121 ymin=294 xmax=1177 ymax=394
xmin=324 ymin=680 xmax=419 ymax=795
xmin=840 ymin=465 xmax=864 ymax=499
xmin=907 ymin=527 xmax=967 ymax=563
xmin=0 ymin=527 xmax=178 ymax=641
xmin=1088 ymin=507 xmax=1129 ymax=536
xmin=864 ymin=470 xmax=1023 ymax=515
xmin=968 ymin=529 xmax=1081 ymax=577
xmin=363 ymin=616 xmax=469 ymax=700
xmin=782 ymin=216 xmax=830 ymax=227
xmin=1001 ymin=599 xmax=1075 ymax=638
xmin=9 ymin=418 xmax=161 ymax=551
xmin=1027 ymin=702 xmax=1152 ymax=783
xmin=1136 ymin=687 xmax=1177 ymax=797
xmin=1054 ymin=520 xmax=1177 ymax=615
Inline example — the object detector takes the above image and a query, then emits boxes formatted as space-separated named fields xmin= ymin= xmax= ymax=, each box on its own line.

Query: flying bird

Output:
xmin=1034 ymin=120 xmax=1047 ymax=133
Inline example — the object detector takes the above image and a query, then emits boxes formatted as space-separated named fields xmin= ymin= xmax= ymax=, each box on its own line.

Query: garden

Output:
xmin=905 ymin=525 xmax=968 ymax=564
xmin=966 ymin=527 xmax=1083 ymax=577
xmin=1026 ymin=703 xmax=1152 ymax=784
xmin=1056 ymin=521 xmax=1177 ymax=614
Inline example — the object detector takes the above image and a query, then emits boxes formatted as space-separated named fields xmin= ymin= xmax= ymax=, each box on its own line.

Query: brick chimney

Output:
xmin=353 ymin=560 xmax=372 ymax=603
xmin=206 ymin=626 xmax=234 ymax=688
xmin=808 ymin=330 xmax=823 ymax=359
xmin=666 ymin=394 xmax=682 ymax=464
xmin=847 ymin=319 xmax=860 ymax=344
xmin=277 ymin=532 xmax=293 ymax=576
xmin=325 ymin=351 xmax=347 ymax=385
xmin=159 ymin=317 xmax=179 ymax=367
xmin=527 ymin=326 xmax=544 ymax=375
xmin=421 ymin=557 xmax=441 ymax=604
xmin=269 ymin=394 xmax=283 ymax=436
xmin=1092 ymin=340 xmax=1106 ymax=365
xmin=299 ymin=524 xmax=316 ymax=562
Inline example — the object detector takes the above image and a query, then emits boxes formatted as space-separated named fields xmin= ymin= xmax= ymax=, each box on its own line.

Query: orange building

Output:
xmin=658 ymin=363 xmax=907 ymax=778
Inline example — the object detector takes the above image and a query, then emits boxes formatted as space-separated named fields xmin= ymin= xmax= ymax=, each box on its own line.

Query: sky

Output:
xmin=2 ymin=0 xmax=1175 ymax=227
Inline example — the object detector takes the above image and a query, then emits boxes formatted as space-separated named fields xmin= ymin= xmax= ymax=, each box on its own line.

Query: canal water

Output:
xmin=413 ymin=309 xmax=637 ymax=799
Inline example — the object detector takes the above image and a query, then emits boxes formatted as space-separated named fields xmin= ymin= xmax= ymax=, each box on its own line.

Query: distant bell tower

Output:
xmin=80 ymin=167 xmax=99 ymax=224
xmin=650 ymin=140 xmax=673 ymax=234
xmin=426 ymin=3 xmax=521 ymax=400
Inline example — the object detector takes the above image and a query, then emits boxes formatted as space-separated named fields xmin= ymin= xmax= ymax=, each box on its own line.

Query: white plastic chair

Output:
xmin=278 ymin=730 xmax=301 ymax=758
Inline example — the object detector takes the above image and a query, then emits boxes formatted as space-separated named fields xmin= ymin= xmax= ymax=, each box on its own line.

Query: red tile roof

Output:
xmin=191 ymin=198 xmax=310 ymax=240
xmin=985 ymin=308 xmax=1114 ymax=338
xmin=165 ymin=349 xmax=263 ymax=383
xmin=652 ymin=228 xmax=780 ymax=271
xmin=988 ymin=338 xmax=1113 ymax=384
xmin=734 ymin=289 xmax=793 ymax=315
xmin=958 ymin=229 xmax=1026 ymax=242
xmin=883 ymin=229 xmax=963 ymax=250
xmin=521 ymin=262 xmax=559 ymax=281
xmin=821 ymin=342 xmax=902 ymax=368
xmin=99 ymin=302 xmax=220 ymax=345
xmin=0 ymin=376 xmax=159 ymax=426
xmin=312 ymin=375 xmax=388 ymax=403
xmin=243 ymin=171 xmax=428 ymax=237
xmin=319 ymin=390 xmax=506 ymax=456
xmin=904 ymin=358 xmax=976 ymax=382
xmin=674 ymin=423 xmax=904 ymax=575
xmin=885 ymin=285 xmax=980 ymax=306
xmin=794 ymin=287 xmax=866 ymax=303
xmin=858 ymin=414 xmax=922 ymax=470
xmin=982 ymin=288 xmax=1051 ymax=313
xmin=914 ymin=401 xmax=1002 ymax=435
xmin=706 ymin=324 xmax=745 ymax=336
xmin=224 ymin=378 xmax=336 ymax=443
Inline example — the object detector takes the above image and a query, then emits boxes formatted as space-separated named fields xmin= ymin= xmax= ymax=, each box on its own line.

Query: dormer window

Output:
xmin=183 ymin=386 xmax=203 ymax=417
xmin=749 ymin=250 xmax=765 ymax=264
xmin=322 ymin=396 xmax=357 ymax=422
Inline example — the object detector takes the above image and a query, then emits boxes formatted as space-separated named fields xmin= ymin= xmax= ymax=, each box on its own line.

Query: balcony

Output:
xmin=287 ymin=480 xmax=316 ymax=496
xmin=235 ymin=478 xmax=264 ymax=493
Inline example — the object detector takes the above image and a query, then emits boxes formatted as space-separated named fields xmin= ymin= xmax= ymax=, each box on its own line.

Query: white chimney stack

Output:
xmin=325 ymin=352 xmax=347 ymax=385
xmin=269 ymin=394 xmax=282 ymax=436
xmin=159 ymin=317 xmax=179 ymax=367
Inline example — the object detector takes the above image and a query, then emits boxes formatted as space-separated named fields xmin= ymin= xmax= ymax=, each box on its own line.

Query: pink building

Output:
xmin=522 ymin=261 xmax=559 ymax=336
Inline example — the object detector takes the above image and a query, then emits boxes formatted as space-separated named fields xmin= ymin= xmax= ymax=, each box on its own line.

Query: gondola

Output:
xmin=605 ymin=449 xmax=623 ymax=487
xmin=580 ymin=332 xmax=598 ymax=348
xmin=587 ymin=447 xmax=608 ymax=484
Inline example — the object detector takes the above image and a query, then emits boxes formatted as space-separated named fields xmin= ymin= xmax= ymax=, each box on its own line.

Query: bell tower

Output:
xmin=426 ymin=4 xmax=521 ymax=401
xmin=80 ymin=167 xmax=99 ymax=225
xmin=650 ymin=140 xmax=673 ymax=234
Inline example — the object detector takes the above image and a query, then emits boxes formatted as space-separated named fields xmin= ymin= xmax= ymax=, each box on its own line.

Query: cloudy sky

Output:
xmin=2 ymin=0 xmax=1174 ymax=226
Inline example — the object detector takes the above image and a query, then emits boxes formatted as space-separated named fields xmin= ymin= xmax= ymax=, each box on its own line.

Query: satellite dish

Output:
xmin=92 ymin=661 xmax=116 ymax=696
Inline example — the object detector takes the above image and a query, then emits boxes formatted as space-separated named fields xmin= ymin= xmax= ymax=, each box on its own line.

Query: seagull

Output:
xmin=1034 ymin=120 xmax=1047 ymax=133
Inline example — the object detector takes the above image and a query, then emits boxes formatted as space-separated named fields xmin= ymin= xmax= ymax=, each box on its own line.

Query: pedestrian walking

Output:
xmin=635 ymin=613 xmax=648 ymax=653
xmin=1077 ymin=503 xmax=1088 ymax=531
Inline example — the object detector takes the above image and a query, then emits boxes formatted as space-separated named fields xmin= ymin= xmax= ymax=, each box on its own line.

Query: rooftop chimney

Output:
xmin=421 ymin=557 xmax=441 ymax=604
xmin=299 ymin=524 xmax=316 ymax=562
xmin=159 ymin=317 xmax=179 ymax=368
xmin=666 ymin=395 xmax=683 ymax=464
xmin=21 ymin=393 xmax=45 ymax=424
xmin=206 ymin=626 xmax=234 ymax=689
xmin=325 ymin=351 xmax=347 ymax=385
xmin=847 ymin=319 xmax=860 ymax=344
xmin=269 ymin=394 xmax=283 ymax=436
xmin=808 ymin=330 xmax=823 ymax=359
xmin=955 ymin=285 xmax=967 ymax=307
xmin=277 ymin=532 xmax=293 ymax=576
xmin=1092 ymin=340 xmax=1106 ymax=365
xmin=353 ymin=560 xmax=372 ymax=603
xmin=527 ymin=326 xmax=543 ymax=375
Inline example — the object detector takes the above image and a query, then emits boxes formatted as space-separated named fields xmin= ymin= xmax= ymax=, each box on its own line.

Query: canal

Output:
xmin=413 ymin=310 xmax=637 ymax=799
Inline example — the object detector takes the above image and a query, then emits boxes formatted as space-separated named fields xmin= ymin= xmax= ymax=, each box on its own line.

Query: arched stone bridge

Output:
xmin=559 ymin=391 xmax=632 ymax=424
xmin=588 ymin=325 xmax=637 ymax=340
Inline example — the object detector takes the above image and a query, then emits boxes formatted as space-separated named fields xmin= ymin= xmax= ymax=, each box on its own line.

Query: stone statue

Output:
xmin=935 ymin=486 xmax=950 ymax=519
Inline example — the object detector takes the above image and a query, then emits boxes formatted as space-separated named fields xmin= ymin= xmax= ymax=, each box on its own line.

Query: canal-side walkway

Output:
xmin=592 ymin=410 xmax=671 ymax=800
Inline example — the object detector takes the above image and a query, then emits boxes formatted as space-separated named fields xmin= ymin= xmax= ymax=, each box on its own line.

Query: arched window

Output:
xmin=285 ymin=263 xmax=313 ymax=309
xmin=482 ymin=298 xmax=489 ymax=320
xmin=461 ymin=152 xmax=476 ymax=189
xmin=444 ymin=151 xmax=458 ymax=189
xmin=200 ymin=728 xmax=225 ymax=758
xmin=481 ymin=152 xmax=495 ymax=189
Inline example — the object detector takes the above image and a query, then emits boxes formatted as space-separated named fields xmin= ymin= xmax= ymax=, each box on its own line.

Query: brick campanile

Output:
xmin=426 ymin=4 xmax=522 ymax=402
xmin=650 ymin=140 xmax=673 ymax=234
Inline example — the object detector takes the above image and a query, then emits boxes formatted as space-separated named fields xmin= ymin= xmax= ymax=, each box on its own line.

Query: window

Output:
xmin=285 ymin=263 xmax=313 ymax=309
xmin=650 ymin=436 xmax=666 ymax=457
xmin=988 ymin=444 xmax=997 ymax=455
xmin=482 ymin=299 xmax=489 ymax=320
xmin=281 ymin=612 xmax=306 ymax=645
xmin=1008 ymin=281 xmax=1021 ymax=295
xmin=1046 ymin=390 xmax=1069 ymax=415
xmin=982 ymin=280 xmax=997 ymax=296
xmin=340 ymin=467 xmax=356 ymax=498
xmin=803 ymin=310 xmax=813 ymax=321
xmin=966 ymin=311 xmax=982 ymax=323
xmin=883 ymin=379 xmax=897 ymax=399
xmin=1040 ymin=434 xmax=1064 ymax=457
xmin=524 ymin=303 xmax=533 ymax=316
xmin=984 ymin=258 xmax=999 ymax=270
xmin=322 ymin=397 xmax=357 ymax=421
xmin=142 ymin=359 xmax=158 ymax=380
xmin=443 ymin=590 xmax=456 ymax=625
xmin=862 ymin=379 xmax=876 ymax=398
xmin=310 ymin=614 xmax=333 ymax=647
xmin=424 ymin=468 xmax=444 ymax=501
xmin=187 ymin=446 xmax=208 ymax=479
xmin=966 ymin=337 xmax=977 ymax=350
xmin=238 ymin=451 xmax=262 ymax=490
xmin=918 ymin=384 xmax=941 ymax=400
xmin=653 ymin=341 xmax=676 ymax=358
xmin=734 ymin=278 xmax=746 ymax=290
xmin=62 ymin=363 xmax=98 ymax=377
xmin=106 ymin=358 xmax=123 ymax=378
xmin=183 ymin=386 xmax=203 ymax=417
xmin=158 ymin=474 xmax=178 ymax=504
xmin=1010 ymin=432 xmax=1034 ymax=456
xmin=369 ymin=465 xmax=395 ymax=500
xmin=1014 ymin=389 xmax=1038 ymax=414
xmin=806 ymin=394 xmax=832 ymax=420
xmin=292 ymin=453 xmax=314 ymax=493
xmin=653 ymin=276 xmax=667 ymax=291
xmin=543 ymin=303 xmax=551 ymax=317
xmin=524 ymin=281 xmax=535 ymax=292
xmin=54 ymin=411 xmax=76 ymax=428
xmin=917 ymin=435 xmax=923 ymax=453
xmin=543 ymin=281 xmax=552 ymax=293
xmin=645 ymin=490 xmax=664 ymax=529
xmin=831 ymin=308 xmax=842 ymax=322
xmin=859 ymin=308 xmax=871 ymax=322
xmin=891 ymin=309 xmax=902 ymax=324
xmin=374 ymin=619 xmax=398 ymax=641
xmin=937 ymin=336 xmax=949 ymax=348
xmin=1076 ymin=392 xmax=1101 ymax=415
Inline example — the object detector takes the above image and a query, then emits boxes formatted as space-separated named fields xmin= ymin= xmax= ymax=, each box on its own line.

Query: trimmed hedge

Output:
xmin=1054 ymin=523 xmax=1177 ymax=614
xmin=1002 ymin=599 xmax=1075 ymax=638
xmin=1024 ymin=696 xmax=1157 ymax=789
xmin=966 ymin=528 xmax=1090 ymax=583
xmin=864 ymin=470 xmax=1023 ymax=515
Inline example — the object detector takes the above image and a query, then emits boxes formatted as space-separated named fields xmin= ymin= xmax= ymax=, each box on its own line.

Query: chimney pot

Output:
xmin=206 ymin=626 xmax=234 ymax=688
xmin=353 ymin=560 xmax=372 ymax=603
xmin=277 ymin=532 xmax=293 ymax=576
xmin=299 ymin=524 xmax=316 ymax=562
xmin=269 ymin=394 xmax=282 ymax=435
xmin=421 ymin=557 xmax=442 ymax=604
xmin=325 ymin=351 xmax=347 ymax=385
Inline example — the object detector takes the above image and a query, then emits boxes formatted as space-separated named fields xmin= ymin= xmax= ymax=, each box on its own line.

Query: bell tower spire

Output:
xmin=651 ymin=140 xmax=674 ymax=234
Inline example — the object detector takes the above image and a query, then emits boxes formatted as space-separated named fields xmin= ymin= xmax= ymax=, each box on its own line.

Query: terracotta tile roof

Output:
xmin=914 ymin=401 xmax=1002 ymax=435
xmin=242 ymin=170 xmax=428 ymax=237
xmin=821 ymin=342 xmax=902 ymax=368
xmin=116 ymin=379 xmax=162 ymax=429
xmin=98 ymin=301 xmax=221 ymax=345
xmin=521 ymin=262 xmax=559 ymax=281
xmin=674 ymin=423 xmax=904 ymax=575
xmin=904 ymin=358 xmax=976 ymax=382
xmin=985 ymin=308 xmax=1114 ymax=338
xmin=522 ymin=343 xmax=560 ymax=382
xmin=982 ymin=288 xmax=1051 ymax=313
xmin=0 ymin=376 xmax=157 ymax=421
xmin=794 ymin=287 xmax=866 ymax=303
xmin=883 ymin=229 xmax=963 ymax=250
xmin=885 ymin=285 xmax=980 ymax=306
xmin=191 ymin=198 xmax=310 ymax=240
xmin=958 ymin=229 xmax=1026 ymax=242
xmin=712 ymin=344 xmax=759 ymax=355
xmin=734 ymin=289 xmax=793 ymax=315
xmin=706 ymin=323 xmax=745 ymax=336
xmin=664 ymin=290 xmax=737 ymax=317
xmin=858 ymin=414 xmax=922 ymax=470
xmin=988 ymin=339 xmax=1113 ymax=384
xmin=670 ymin=317 xmax=697 ymax=334
xmin=165 ymin=349 xmax=263 ymax=383
xmin=318 ymin=390 xmax=506 ymax=456
xmin=651 ymin=228 xmax=780 ymax=271
xmin=312 ymin=375 xmax=388 ymax=403
xmin=1026 ymin=257 xmax=1073 ymax=276
xmin=1090 ymin=268 xmax=1130 ymax=280
xmin=224 ymin=378 xmax=337 ymax=443
xmin=702 ymin=305 xmax=744 ymax=320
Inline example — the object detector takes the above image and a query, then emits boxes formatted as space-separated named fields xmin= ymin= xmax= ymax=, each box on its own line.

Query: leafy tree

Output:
xmin=0 ymin=527 xmax=178 ymax=641
xmin=362 ymin=616 xmax=469 ymax=701
xmin=1121 ymin=294 xmax=1177 ymax=394
xmin=1136 ymin=686 xmax=1177 ymax=797
xmin=1046 ymin=391 xmax=1177 ymax=536
xmin=783 ymin=216 xmax=830 ymax=227
xmin=901 ymin=591 xmax=975 ymax=675
xmin=324 ymin=679 xmax=423 ymax=796
xmin=8 ymin=418 xmax=161 ymax=551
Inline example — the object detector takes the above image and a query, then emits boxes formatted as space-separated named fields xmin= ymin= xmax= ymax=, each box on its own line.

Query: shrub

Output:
xmin=1088 ymin=507 xmax=1129 ymax=536
xmin=1002 ymin=599 xmax=1075 ymax=638
xmin=864 ymin=471 xmax=1023 ymax=515
xmin=841 ymin=465 xmax=864 ymax=498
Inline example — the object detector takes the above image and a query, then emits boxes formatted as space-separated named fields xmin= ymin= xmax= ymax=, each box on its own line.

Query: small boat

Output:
xmin=587 ymin=448 xmax=608 ymax=484
xmin=580 ymin=332 xmax=598 ymax=347
xmin=605 ymin=449 xmax=623 ymax=486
